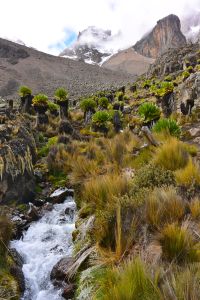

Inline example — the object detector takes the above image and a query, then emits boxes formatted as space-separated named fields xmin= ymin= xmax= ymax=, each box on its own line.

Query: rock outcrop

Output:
xmin=134 ymin=14 xmax=187 ymax=58
xmin=0 ymin=109 xmax=36 ymax=204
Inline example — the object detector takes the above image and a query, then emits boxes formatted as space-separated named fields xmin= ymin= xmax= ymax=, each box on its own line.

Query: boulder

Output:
xmin=49 ymin=188 xmax=74 ymax=204
xmin=50 ymin=257 xmax=75 ymax=282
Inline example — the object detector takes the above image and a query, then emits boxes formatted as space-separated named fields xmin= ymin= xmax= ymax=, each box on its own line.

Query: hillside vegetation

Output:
xmin=1 ymin=43 xmax=200 ymax=299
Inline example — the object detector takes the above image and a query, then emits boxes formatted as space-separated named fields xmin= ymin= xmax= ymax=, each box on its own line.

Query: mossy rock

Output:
xmin=0 ymin=269 xmax=20 ymax=300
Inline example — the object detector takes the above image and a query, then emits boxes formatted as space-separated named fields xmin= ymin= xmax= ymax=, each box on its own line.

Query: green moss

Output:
xmin=48 ymin=171 xmax=67 ymax=188
xmin=38 ymin=136 xmax=58 ymax=157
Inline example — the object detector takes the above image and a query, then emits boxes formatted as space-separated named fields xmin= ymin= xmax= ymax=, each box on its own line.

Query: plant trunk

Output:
xmin=21 ymin=95 xmax=33 ymax=113
xmin=59 ymin=102 xmax=68 ymax=120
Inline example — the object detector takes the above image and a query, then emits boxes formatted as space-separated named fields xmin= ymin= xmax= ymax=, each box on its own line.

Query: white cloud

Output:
xmin=0 ymin=0 xmax=199 ymax=54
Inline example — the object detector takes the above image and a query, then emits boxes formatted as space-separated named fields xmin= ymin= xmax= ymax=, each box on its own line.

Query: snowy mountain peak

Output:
xmin=59 ymin=26 xmax=120 ymax=66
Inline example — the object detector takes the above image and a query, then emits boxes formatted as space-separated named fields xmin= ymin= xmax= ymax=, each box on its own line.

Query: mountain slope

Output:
xmin=0 ymin=38 xmax=133 ymax=100
xmin=102 ymin=48 xmax=155 ymax=75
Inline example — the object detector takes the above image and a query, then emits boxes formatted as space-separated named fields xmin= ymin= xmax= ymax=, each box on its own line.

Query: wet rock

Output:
xmin=49 ymin=188 xmax=74 ymax=204
xmin=9 ymin=249 xmax=25 ymax=293
xmin=27 ymin=203 xmax=40 ymax=221
xmin=50 ymin=257 xmax=75 ymax=282
xmin=62 ymin=284 xmax=76 ymax=300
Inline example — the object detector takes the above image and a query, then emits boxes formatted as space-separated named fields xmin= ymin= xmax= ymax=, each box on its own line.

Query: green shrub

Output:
xmin=154 ymin=81 xmax=174 ymax=97
xmin=182 ymin=71 xmax=190 ymax=80
xmin=115 ymin=91 xmax=124 ymax=101
xmin=138 ymin=102 xmax=161 ymax=123
xmin=98 ymin=97 xmax=109 ymax=109
xmin=153 ymin=118 xmax=181 ymax=138
xmin=54 ymin=87 xmax=68 ymax=102
xmin=18 ymin=85 xmax=32 ymax=97
xmin=47 ymin=101 xmax=59 ymax=112
xmin=92 ymin=111 xmax=110 ymax=127
xmin=164 ymin=75 xmax=173 ymax=82
xmin=38 ymin=136 xmax=58 ymax=157
xmin=80 ymin=98 xmax=96 ymax=112
xmin=141 ymin=79 xmax=151 ymax=89
xmin=32 ymin=94 xmax=48 ymax=107
xmin=132 ymin=163 xmax=175 ymax=191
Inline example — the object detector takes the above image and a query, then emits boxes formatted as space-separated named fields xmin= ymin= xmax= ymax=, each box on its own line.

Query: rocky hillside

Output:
xmin=134 ymin=14 xmax=187 ymax=58
xmin=102 ymin=47 xmax=155 ymax=75
xmin=59 ymin=26 xmax=118 ymax=65
xmin=0 ymin=37 xmax=133 ymax=100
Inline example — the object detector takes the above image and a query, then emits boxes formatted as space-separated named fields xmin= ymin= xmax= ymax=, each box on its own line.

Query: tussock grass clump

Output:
xmin=175 ymin=159 xmax=200 ymax=187
xmin=158 ymin=222 xmax=200 ymax=263
xmin=82 ymin=174 xmax=129 ymax=209
xmin=163 ymin=263 xmax=200 ymax=300
xmin=94 ymin=257 xmax=161 ymax=300
xmin=146 ymin=187 xmax=185 ymax=228
xmin=189 ymin=198 xmax=200 ymax=220
xmin=154 ymin=138 xmax=189 ymax=171
xmin=70 ymin=156 xmax=99 ymax=185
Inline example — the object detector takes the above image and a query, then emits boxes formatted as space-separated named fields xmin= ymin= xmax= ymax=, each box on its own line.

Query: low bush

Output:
xmin=98 ymin=97 xmax=109 ymax=109
xmin=80 ymin=98 xmax=96 ymax=112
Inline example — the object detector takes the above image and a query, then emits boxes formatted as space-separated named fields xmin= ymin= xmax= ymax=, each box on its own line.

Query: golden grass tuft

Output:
xmin=175 ymin=159 xmax=200 ymax=187
xmin=189 ymin=197 xmax=200 ymax=220
xmin=82 ymin=173 xmax=129 ymax=209
xmin=158 ymin=222 xmax=200 ymax=263
xmin=154 ymin=137 xmax=189 ymax=171
xmin=146 ymin=187 xmax=185 ymax=228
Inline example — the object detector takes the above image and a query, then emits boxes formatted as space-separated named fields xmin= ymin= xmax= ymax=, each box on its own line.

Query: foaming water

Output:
xmin=11 ymin=198 xmax=76 ymax=300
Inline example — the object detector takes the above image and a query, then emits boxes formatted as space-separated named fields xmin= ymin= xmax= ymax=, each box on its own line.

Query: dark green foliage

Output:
xmin=153 ymin=118 xmax=181 ymax=138
xmin=182 ymin=71 xmax=190 ymax=80
xmin=115 ymin=91 xmax=124 ymax=101
xmin=138 ymin=102 xmax=160 ymax=123
xmin=141 ymin=79 xmax=151 ymax=89
xmin=92 ymin=111 xmax=110 ymax=126
xmin=154 ymin=81 xmax=174 ymax=97
xmin=54 ymin=87 xmax=68 ymax=102
xmin=32 ymin=94 xmax=48 ymax=107
xmin=98 ymin=97 xmax=109 ymax=109
xmin=38 ymin=136 xmax=58 ymax=157
xmin=80 ymin=98 xmax=96 ymax=112
xmin=132 ymin=163 xmax=176 ymax=190
xmin=18 ymin=85 xmax=32 ymax=97
xmin=47 ymin=101 xmax=59 ymax=112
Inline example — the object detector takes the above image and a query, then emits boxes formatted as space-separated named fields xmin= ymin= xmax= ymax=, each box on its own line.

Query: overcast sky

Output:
xmin=0 ymin=0 xmax=199 ymax=55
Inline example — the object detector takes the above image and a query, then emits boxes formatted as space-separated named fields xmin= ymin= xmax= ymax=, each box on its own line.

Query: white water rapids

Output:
xmin=11 ymin=197 xmax=76 ymax=300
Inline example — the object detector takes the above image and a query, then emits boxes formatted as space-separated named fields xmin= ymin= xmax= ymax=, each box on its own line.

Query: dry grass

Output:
xmin=175 ymin=159 xmax=200 ymax=187
xmin=82 ymin=173 xmax=129 ymax=209
xmin=189 ymin=198 xmax=200 ymax=220
xmin=158 ymin=222 xmax=200 ymax=263
xmin=146 ymin=187 xmax=185 ymax=228
xmin=154 ymin=137 xmax=189 ymax=171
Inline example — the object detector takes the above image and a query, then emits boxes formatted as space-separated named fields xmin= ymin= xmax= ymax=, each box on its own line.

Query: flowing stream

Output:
xmin=11 ymin=197 xmax=76 ymax=300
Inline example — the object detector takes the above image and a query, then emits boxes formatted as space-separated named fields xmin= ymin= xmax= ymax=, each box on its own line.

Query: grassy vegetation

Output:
xmin=14 ymin=48 xmax=200 ymax=299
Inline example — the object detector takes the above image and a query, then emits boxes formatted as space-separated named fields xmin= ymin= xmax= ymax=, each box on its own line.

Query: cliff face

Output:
xmin=134 ymin=14 xmax=187 ymax=58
